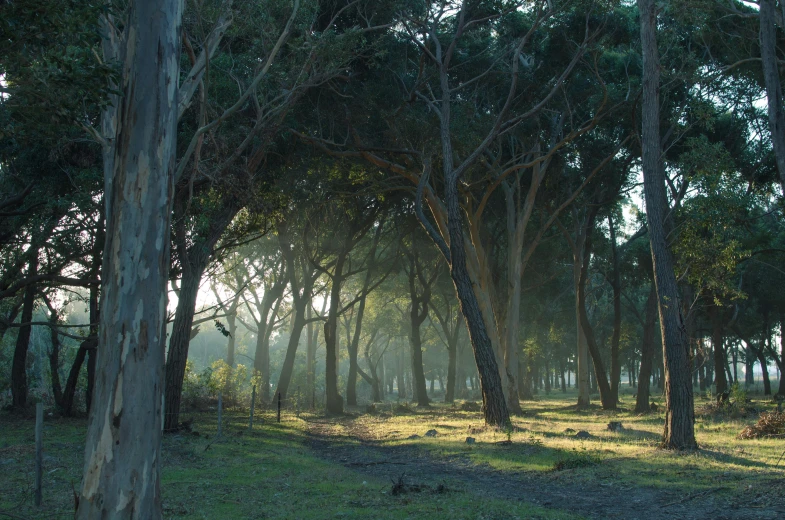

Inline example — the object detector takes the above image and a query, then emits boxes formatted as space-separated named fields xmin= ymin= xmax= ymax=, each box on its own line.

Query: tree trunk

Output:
xmin=274 ymin=302 xmax=308 ymax=401
xmin=77 ymin=1 xmax=182 ymax=515
xmin=710 ymin=302 xmax=728 ymax=395
xmin=635 ymin=286 xmax=657 ymax=413
xmin=306 ymin=305 xmax=316 ymax=401
xmin=164 ymin=196 xmax=237 ymax=430
xmin=577 ymin=228 xmax=615 ymax=410
xmin=226 ymin=308 xmax=237 ymax=367
xmin=11 ymin=257 xmax=37 ymax=409
xmin=48 ymin=306 xmax=63 ymax=405
xmin=444 ymin=177 xmax=510 ymax=426
xmin=324 ymin=253 xmax=346 ymax=414
xmin=760 ymin=0 xmax=785 ymax=193
xmin=639 ymin=0 xmax=696 ymax=449
xmin=164 ymin=259 xmax=205 ymax=431
xmin=574 ymin=260 xmax=590 ymax=408
xmin=409 ymin=315 xmax=430 ymax=406
xmin=347 ymin=295 xmax=370 ymax=406
xmin=779 ymin=313 xmax=785 ymax=396
xmin=445 ymin=339 xmax=457 ymax=403
xmin=608 ymin=215 xmax=622 ymax=403
xmin=756 ymin=343 xmax=772 ymax=395
xmin=59 ymin=338 xmax=94 ymax=416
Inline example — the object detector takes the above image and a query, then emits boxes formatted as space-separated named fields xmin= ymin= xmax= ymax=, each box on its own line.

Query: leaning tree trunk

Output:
xmin=10 ymin=257 xmax=37 ymax=410
xmin=346 ymin=291 xmax=369 ymax=406
xmin=274 ymin=298 xmax=309 ymax=401
xmin=445 ymin=178 xmax=510 ymax=426
xmin=77 ymin=1 xmax=182 ymax=516
xmin=164 ymin=255 xmax=206 ymax=431
xmin=635 ymin=286 xmax=657 ymax=413
xmin=577 ymin=227 xmax=615 ymax=410
xmin=639 ymin=0 xmax=696 ymax=450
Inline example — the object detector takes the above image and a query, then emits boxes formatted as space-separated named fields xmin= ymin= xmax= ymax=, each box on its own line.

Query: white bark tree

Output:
xmin=77 ymin=0 xmax=184 ymax=517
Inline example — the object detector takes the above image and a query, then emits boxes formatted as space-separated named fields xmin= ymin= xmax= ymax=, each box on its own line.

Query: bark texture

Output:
xmin=77 ymin=0 xmax=183 ymax=516
xmin=760 ymin=0 xmax=785 ymax=193
xmin=639 ymin=0 xmax=696 ymax=450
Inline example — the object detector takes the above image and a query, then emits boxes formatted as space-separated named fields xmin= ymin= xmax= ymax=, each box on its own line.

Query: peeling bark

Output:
xmin=77 ymin=1 xmax=183 ymax=516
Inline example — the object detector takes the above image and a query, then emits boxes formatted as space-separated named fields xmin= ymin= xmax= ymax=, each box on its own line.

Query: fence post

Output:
xmin=277 ymin=392 xmax=281 ymax=423
xmin=249 ymin=385 xmax=256 ymax=431
xmin=35 ymin=402 xmax=43 ymax=506
xmin=217 ymin=392 xmax=223 ymax=437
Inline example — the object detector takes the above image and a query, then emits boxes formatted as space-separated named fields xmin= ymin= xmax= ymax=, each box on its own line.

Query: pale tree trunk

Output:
xmin=639 ymin=0 xmax=696 ymax=450
xmin=78 ymin=1 xmax=183 ymax=516
xmin=779 ymin=313 xmax=785 ymax=395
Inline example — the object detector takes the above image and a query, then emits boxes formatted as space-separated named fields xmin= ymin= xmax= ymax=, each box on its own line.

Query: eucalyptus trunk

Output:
xmin=77 ymin=1 xmax=182 ymax=515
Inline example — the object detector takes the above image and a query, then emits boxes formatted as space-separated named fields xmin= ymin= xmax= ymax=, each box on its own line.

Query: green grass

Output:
xmin=1 ymin=389 xmax=783 ymax=519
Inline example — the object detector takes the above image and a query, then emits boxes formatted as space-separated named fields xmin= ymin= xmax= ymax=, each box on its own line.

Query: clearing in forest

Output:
xmin=1 ymin=393 xmax=783 ymax=519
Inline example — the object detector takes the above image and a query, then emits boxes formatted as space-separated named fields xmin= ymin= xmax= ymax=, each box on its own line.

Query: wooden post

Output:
xmin=277 ymin=392 xmax=281 ymax=423
xmin=217 ymin=393 xmax=223 ymax=437
xmin=249 ymin=385 xmax=256 ymax=431
xmin=34 ymin=402 xmax=43 ymax=506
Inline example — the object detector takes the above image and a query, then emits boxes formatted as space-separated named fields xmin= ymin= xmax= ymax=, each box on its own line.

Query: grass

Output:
xmin=1 ymin=389 xmax=783 ymax=519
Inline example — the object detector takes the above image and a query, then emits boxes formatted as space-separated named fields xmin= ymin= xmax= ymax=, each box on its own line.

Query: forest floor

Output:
xmin=1 ymin=390 xmax=783 ymax=519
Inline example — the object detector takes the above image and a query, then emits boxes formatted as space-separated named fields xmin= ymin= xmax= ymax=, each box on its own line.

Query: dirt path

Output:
xmin=304 ymin=416 xmax=780 ymax=520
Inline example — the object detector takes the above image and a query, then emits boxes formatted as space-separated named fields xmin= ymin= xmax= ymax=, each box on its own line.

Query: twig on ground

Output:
xmin=660 ymin=487 xmax=723 ymax=508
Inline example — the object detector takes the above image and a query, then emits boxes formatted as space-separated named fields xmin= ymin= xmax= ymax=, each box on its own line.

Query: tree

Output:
xmin=77 ymin=0 xmax=183 ymax=516
xmin=638 ymin=0 xmax=696 ymax=450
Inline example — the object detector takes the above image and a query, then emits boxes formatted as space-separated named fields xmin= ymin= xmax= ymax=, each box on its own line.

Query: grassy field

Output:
xmin=1 ymin=389 xmax=783 ymax=519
